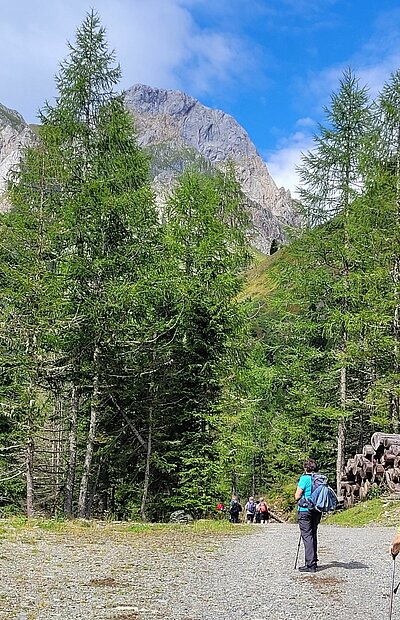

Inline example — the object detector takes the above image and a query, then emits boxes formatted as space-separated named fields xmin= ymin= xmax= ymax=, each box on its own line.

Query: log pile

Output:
xmin=341 ymin=433 xmax=400 ymax=507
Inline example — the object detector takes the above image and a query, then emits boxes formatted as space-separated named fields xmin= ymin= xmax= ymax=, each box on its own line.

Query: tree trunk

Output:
xmin=50 ymin=393 xmax=64 ymax=516
xmin=78 ymin=346 xmax=100 ymax=518
xmin=337 ymin=165 xmax=350 ymax=498
xmin=140 ymin=409 xmax=152 ymax=522
xmin=231 ymin=471 xmax=237 ymax=495
xmin=391 ymin=254 xmax=400 ymax=432
xmin=64 ymin=383 xmax=80 ymax=517
xmin=336 ymin=418 xmax=346 ymax=497
xmin=26 ymin=438 xmax=35 ymax=517
xmin=392 ymin=125 xmax=400 ymax=432
xmin=336 ymin=364 xmax=347 ymax=497
xmin=87 ymin=457 xmax=102 ymax=518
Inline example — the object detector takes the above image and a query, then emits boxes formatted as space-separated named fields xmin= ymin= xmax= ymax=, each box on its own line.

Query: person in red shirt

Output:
xmin=257 ymin=497 xmax=270 ymax=524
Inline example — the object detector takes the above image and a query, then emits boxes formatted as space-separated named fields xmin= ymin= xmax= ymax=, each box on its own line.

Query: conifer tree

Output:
xmin=1 ymin=11 xmax=161 ymax=517
xmin=160 ymin=166 xmax=251 ymax=514
xmin=295 ymin=69 xmax=371 ymax=493
xmin=0 ymin=143 xmax=63 ymax=515
xmin=347 ymin=70 xmax=400 ymax=433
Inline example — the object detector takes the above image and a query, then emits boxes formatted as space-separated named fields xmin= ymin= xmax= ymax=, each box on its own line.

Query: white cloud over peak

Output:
xmin=264 ymin=117 xmax=316 ymax=197
xmin=0 ymin=0 xmax=254 ymax=122
xmin=264 ymin=127 xmax=315 ymax=196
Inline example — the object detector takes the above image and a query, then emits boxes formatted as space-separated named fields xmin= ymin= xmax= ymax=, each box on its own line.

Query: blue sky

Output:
xmin=1 ymin=0 xmax=400 ymax=194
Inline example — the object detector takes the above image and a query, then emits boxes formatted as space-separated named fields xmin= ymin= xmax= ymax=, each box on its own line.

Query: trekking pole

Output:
xmin=294 ymin=534 xmax=301 ymax=570
xmin=390 ymin=556 xmax=396 ymax=620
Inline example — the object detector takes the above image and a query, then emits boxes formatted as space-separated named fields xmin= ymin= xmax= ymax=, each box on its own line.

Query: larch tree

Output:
xmin=0 ymin=140 xmax=64 ymax=516
xmin=161 ymin=166 xmax=251 ymax=515
xmin=373 ymin=71 xmax=400 ymax=431
xmin=296 ymin=68 xmax=372 ymax=494
xmin=1 ymin=11 xmax=161 ymax=518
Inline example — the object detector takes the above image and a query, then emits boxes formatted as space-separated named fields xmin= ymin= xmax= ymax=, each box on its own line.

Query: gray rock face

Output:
xmin=0 ymin=103 xmax=34 ymax=210
xmin=125 ymin=84 xmax=299 ymax=253
xmin=126 ymin=85 xmax=257 ymax=161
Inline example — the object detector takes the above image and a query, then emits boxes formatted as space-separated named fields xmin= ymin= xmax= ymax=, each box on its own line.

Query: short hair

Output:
xmin=303 ymin=458 xmax=317 ymax=473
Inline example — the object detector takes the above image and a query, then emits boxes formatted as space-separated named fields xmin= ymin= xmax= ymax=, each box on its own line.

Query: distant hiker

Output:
xmin=257 ymin=497 xmax=270 ymax=524
xmin=216 ymin=501 xmax=225 ymax=519
xmin=245 ymin=496 xmax=256 ymax=523
xmin=229 ymin=495 xmax=242 ymax=523
xmin=295 ymin=458 xmax=321 ymax=573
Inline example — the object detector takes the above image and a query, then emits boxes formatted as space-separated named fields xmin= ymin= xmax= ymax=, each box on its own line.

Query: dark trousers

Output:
xmin=297 ymin=510 xmax=322 ymax=567
xmin=230 ymin=512 xmax=240 ymax=523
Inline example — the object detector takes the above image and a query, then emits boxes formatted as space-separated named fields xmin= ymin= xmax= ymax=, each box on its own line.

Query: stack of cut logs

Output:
xmin=341 ymin=432 xmax=400 ymax=508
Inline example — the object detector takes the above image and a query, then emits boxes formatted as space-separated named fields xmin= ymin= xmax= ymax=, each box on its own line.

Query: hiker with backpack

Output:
xmin=229 ymin=495 xmax=242 ymax=523
xmin=295 ymin=458 xmax=338 ymax=573
xmin=257 ymin=497 xmax=270 ymax=524
xmin=245 ymin=496 xmax=256 ymax=523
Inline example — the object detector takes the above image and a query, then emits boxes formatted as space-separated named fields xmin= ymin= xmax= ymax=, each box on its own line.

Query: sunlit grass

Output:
xmin=239 ymin=251 xmax=282 ymax=300
xmin=325 ymin=499 xmax=400 ymax=527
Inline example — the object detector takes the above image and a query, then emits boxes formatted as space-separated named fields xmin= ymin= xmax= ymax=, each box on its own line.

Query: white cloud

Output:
xmin=267 ymin=7 xmax=400 ymax=197
xmin=0 ymin=0 xmax=254 ymax=122
xmin=264 ymin=128 xmax=315 ymax=196
xmin=295 ymin=117 xmax=317 ymax=128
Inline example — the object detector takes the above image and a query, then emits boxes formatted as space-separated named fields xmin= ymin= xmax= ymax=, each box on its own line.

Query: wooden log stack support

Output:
xmin=341 ymin=433 xmax=400 ymax=508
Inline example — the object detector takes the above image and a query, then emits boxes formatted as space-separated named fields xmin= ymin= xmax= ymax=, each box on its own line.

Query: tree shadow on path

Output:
xmin=317 ymin=560 xmax=368 ymax=571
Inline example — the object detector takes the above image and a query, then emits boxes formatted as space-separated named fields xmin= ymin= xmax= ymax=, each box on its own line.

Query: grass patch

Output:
xmin=126 ymin=523 xmax=156 ymax=534
xmin=189 ymin=518 xmax=244 ymax=534
xmin=240 ymin=252 xmax=280 ymax=300
xmin=325 ymin=499 xmax=400 ymax=527
xmin=0 ymin=516 xmax=250 ymax=542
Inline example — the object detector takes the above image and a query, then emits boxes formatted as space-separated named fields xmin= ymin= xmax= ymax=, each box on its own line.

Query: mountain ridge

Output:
xmin=0 ymin=86 xmax=298 ymax=251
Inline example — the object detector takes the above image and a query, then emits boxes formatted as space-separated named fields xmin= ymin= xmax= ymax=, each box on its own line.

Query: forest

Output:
xmin=0 ymin=11 xmax=399 ymax=521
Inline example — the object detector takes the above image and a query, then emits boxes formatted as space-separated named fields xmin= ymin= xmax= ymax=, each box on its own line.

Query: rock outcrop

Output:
xmin=125 ymin=84 xmax=298 ymax=253
xmin=0 ymin=103 xmax=34 ymax=210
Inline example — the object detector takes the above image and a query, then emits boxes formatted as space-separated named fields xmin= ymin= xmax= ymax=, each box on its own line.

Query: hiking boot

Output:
xmin=298 ymin=565 xmax=317 ymax=573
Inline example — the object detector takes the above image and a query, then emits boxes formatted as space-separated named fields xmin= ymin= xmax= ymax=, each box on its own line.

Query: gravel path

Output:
xmin=0 ymin=522 xmax=399 ymax=620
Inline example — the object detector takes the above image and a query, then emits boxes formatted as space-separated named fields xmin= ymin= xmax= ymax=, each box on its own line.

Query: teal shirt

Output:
xmin=297 ymin=474 xmax=312 ymax=512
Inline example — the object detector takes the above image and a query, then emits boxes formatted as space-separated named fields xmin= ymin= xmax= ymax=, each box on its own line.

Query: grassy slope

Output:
xmin=325 ymin=499 xmax=400 ymax=528
xmin=240 ymin=248 xmax=283 ymax=301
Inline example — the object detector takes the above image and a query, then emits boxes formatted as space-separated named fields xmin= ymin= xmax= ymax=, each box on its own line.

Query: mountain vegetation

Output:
xmin=0 ymin=12 xmax=399 ymax=520
xmin=232 ymin=68 xmax=400 ymax=502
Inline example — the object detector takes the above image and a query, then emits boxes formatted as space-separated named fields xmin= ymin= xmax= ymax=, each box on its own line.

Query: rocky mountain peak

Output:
xmin=125 ymin=84 xmax=298 ymax=253
xmin=125 ymin=84 xmax=258 ymax=162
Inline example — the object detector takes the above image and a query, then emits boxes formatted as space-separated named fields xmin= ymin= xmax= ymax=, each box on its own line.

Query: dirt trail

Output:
xmin=0 ymin=522 xmax=397 ymax=619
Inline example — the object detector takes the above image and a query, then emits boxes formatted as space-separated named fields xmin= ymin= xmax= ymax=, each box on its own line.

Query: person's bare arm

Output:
xmin=295 ymin=486 xmax=303 ymax=501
